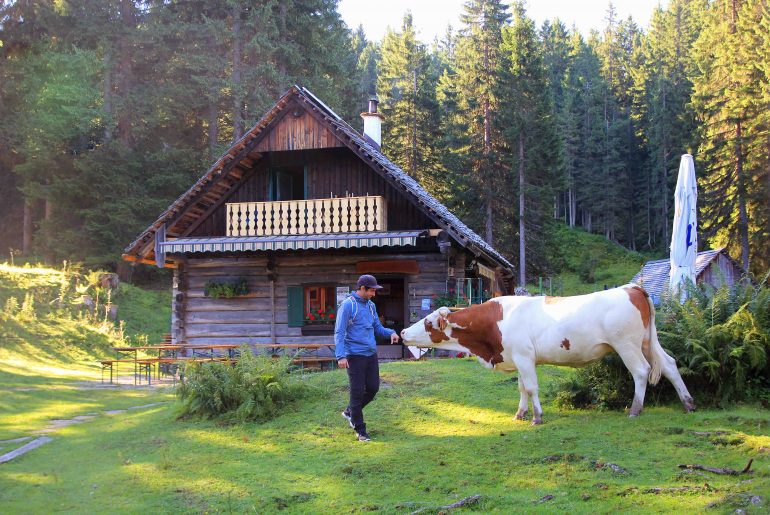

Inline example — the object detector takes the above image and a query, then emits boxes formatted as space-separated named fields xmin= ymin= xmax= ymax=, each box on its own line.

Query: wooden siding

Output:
xmin=190 ymin=148 xmax=435 ymax=237
xmin=253 ymin=104 xmax=344 ymax=152
xmin=172 ymin=249 xmax=461 ymax=346
xmin=700 ymin=254 xmax=742 ymax=288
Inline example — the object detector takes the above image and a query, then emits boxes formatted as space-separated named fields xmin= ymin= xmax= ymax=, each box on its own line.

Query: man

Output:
xmin=334 ymin=274 xmax=399 ymax=442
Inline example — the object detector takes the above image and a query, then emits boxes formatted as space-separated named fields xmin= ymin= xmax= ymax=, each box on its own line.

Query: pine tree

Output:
xmin=377 ymin=12 xmax=439 ymax=183
xmin=499 ymin=3 xmax=561 ymax=282
xmin=450 ymin=0 xmax=510 ymax=244
xmin=692 ymin=0 xmax=763 ymax=271
xmin=635 ymin=0 xmax=705 ymax=250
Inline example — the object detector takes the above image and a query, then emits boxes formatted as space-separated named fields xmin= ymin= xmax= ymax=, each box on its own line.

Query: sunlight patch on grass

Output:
xmin=0 ymin=358 xmax=99 ymax=379
xmin=1 ymin=471 xmax=57 ymax=486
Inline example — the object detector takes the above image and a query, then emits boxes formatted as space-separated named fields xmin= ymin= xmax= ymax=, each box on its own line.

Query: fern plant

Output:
xmin=176 ymin=348 xmax=308 ymax=422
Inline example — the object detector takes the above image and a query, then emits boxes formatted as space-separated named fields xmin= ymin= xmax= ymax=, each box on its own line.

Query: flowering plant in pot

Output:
xmin=304 ymin=306 xmax=336 ymax=325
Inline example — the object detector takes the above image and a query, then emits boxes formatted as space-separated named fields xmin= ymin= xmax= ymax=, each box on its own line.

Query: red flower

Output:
xmin=309 ymin=314 xmax=316 ymax=321
xmin=329 ymin=313 xmax=335 ymax=319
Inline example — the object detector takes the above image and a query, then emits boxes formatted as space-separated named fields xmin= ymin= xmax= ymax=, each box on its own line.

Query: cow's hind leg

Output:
xmin=660 ymin=352 xmax=696 ymax=412
xmin=514 ymin=377 xmax=529 ymax=420
xmin=613 ymin=344 xmax=651 ymax=417
xmin=513 ymin=357 xmax=543 ymax=425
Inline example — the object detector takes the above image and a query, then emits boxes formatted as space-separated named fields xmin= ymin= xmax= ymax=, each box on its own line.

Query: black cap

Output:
xmin=356 ymin=274 xmax=383 ymax=289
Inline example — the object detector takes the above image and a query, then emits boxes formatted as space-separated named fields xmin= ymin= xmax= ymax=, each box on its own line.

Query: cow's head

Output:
xmin=401 ymin=301 xmax=507 ymax=368
xmin=400 ymin=306 xmax=459 ymax=348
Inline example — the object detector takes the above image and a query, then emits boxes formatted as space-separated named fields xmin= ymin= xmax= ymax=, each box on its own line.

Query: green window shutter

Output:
xmin=287 ymin=286 xmax=304 ymax=327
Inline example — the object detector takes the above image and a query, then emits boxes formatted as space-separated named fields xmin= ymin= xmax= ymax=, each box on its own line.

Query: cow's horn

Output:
xmin=438 ymin=307 xmax=451 ymax=317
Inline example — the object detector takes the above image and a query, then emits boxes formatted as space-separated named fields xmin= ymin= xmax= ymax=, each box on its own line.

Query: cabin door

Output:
xmin=370 ymin=277 xmax=406 ymax=359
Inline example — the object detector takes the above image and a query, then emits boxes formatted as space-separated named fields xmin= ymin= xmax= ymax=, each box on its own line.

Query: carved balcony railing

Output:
xmin=225 ymin=196 xmax=387 ymax=236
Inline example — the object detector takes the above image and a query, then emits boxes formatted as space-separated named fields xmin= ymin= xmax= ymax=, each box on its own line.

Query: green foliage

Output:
xmin=176 ymin=351 xmax=308 ymax=423
xmin=535 ymin=224 xmax=649 ymax=294
xmin=555 ymin=277 xmax=770 ymax=409
xmin=657 ymin=278 xmax=770 ymax=404
xmin=0 ymin=262 xmax=170 ymax=355
xmin=203 ymin=278 xmax=249 ymax=299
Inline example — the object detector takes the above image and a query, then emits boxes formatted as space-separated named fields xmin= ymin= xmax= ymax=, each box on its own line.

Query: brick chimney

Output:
xmin=360 ymin=95 xmax=384 ymax=150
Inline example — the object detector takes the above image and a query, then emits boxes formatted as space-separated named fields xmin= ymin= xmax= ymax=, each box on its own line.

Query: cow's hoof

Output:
xmin=514 ymin=410 xmax=528 ymax=421
xmin=531 ymin=418 xmax=543 ymax=425
xmin=684 ymin=398 xmax=696 ymax=412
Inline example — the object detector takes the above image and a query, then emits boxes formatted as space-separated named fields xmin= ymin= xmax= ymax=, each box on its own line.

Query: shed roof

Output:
xmin=123 ymin=86 xmax=514 ymax=275
xmin=631 ymin=248 xmax=731 ymax=302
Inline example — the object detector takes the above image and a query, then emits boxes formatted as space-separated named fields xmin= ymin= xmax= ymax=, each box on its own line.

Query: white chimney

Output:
xmin=360 ymin=96 xmax=384 ymax=150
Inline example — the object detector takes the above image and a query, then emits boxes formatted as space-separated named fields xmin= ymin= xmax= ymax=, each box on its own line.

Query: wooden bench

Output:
xmin=100 ymin=359 xmax=154 ymax=384
xmin=291 ymin=356 xmax=338 ymax=371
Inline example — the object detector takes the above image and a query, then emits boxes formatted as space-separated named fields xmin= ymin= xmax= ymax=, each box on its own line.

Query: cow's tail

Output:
xmin=645 ymin=293 xmax=663 ymax=386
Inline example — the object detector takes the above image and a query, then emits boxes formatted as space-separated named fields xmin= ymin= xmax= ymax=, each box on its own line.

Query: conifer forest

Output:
xmin=1 ymin=0 xmax=768 ymax=281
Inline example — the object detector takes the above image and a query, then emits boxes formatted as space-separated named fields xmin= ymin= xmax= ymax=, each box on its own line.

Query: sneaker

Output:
xmin=356 ymin=431 xmax=371 ymax=442
xmin=341 ymin=409 xmax=354 ymax=429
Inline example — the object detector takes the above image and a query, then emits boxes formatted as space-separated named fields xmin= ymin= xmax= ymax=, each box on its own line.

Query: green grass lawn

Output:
xmin=1 ymin=359 xmax=768 ymax=513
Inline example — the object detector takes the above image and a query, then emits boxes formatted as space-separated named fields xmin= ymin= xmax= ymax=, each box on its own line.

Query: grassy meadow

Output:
xmin=2 ymin=261 xmax=769 ymax=513
xmin=1 ymin=358 xmax=769 ymax=513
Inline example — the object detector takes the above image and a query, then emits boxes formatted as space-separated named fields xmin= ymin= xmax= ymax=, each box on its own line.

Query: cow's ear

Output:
xmin=438 ymin=316 xmax=448 ymax=331
xmin=438 ymin=307 xmax=451 ymax=317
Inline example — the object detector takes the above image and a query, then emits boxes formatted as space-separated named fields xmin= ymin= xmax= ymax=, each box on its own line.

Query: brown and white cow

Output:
xmin=400 ymin=284 xmax=695 ymax=424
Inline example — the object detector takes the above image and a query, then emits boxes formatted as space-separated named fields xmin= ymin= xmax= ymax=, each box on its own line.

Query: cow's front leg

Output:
xmin=514 ymin=356 xmax=543 ymax=425
xmin=514 ymin=377 xmax=528 ymax=420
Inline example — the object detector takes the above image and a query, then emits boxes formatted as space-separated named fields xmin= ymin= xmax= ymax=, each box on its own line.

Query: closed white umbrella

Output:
xmin=669 ymin=154 xmax=698 ymax=299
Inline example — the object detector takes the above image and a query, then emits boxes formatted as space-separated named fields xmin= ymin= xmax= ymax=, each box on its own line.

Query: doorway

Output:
xmin=370 ymin=277 xmax=406 ymax=358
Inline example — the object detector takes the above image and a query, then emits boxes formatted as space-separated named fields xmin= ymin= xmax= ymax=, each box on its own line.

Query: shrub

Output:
xmin=175 ymin=349 xmax=308 ymax=422
xmin=554 ymin=276 xmax=770 ymax=409
xmin=203 ymin=278 xmax=249 ymax=299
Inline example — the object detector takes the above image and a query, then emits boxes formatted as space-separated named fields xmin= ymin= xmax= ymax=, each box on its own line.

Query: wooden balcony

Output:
xmin=226 ymin=196 xmax=387 ymax=236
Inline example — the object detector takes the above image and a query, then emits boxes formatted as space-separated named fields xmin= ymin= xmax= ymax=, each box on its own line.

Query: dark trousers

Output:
xmin=346 ymin=353 xmax=379 ymax=433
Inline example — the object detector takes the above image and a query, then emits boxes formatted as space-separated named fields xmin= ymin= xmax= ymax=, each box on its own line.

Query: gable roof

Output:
xmin=123 ymin=86 xmax=514 ymax=274
xmin=631 ymin=248 xmax=739 ymax=301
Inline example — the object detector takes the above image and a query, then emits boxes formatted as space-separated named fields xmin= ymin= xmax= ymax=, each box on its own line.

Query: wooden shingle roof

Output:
xmin=123 ymin=86 xmax=514 ymax=275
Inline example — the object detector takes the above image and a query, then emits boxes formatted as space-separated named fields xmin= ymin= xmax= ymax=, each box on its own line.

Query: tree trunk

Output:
xmin=662 ymin=147 xmax=669 ymax=245
xmin=483 ymin=42 xmax=493 ymax=244
xmin=22 ymin=200 xmax=33 ymax=256
xmin=736 ymin=121 xmax=750 ymax=270
xmin=412 ymin=68 xmax=418 ymax=178
xmin=231 ymin=3 xmax=244 ymax=142
xmin=518 ymin=131 xmax=526 ymax=287
xmin=116 ymin=0 xmax=135 ymax=146
xmin=102 ymin=49 xmax=112 ymax=141
xmin=208 ymin=98 xmax=219 ymax=160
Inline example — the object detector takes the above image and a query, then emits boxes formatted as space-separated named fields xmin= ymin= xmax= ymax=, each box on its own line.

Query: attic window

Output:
xmin=269 ymin=167 xmax=306 ymax=201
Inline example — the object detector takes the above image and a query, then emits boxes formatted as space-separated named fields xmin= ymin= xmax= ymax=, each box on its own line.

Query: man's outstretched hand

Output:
xmin=391 ymin=333 xmax=400 ymax=344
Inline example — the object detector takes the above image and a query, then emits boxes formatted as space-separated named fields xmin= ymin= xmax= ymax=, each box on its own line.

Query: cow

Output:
xmin=400 ymin=284 xmax=695 ymax=424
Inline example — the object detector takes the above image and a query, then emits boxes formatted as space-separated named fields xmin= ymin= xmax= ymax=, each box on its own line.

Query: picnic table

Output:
xmin=100 ymin=343 xmax=337 ymax=384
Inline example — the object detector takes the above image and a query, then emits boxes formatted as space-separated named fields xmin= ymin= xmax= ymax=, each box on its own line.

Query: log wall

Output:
xmin=171 ymin=247 xmax=463 ymax=347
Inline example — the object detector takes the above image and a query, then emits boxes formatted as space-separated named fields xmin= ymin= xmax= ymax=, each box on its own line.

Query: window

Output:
xmin=287 ymin=284 xmax=336 ymax=327
xmin=304 ymin=285 xmax=335 ymax=318
xmin=269 ymin=166 xmax=306 ymax=201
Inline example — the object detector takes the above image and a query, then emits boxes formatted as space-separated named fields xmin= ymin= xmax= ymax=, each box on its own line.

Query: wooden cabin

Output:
xmin=123 ymin=86 xmax=515 ymax=358
xmin=632 ymin=248 xmax=745 ymax=305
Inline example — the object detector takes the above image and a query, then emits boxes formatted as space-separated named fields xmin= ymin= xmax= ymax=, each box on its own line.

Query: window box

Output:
xmin=301 ymin=323 xmax=335 ymax=336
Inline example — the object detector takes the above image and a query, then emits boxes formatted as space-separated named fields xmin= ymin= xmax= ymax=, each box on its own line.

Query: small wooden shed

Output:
xmin=123 ymin=86 xmax=514 ymax=357
xmin=631 ymin=248 xmax=745 ymax=304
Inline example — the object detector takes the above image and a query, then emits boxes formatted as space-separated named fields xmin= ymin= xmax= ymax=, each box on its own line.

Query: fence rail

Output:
xmin=226 ymin=196 xmax=387 ymax=236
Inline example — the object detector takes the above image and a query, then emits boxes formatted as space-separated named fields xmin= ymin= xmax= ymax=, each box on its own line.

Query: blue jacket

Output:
xmin=334 ymin=293 xmax=395 ymax=359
